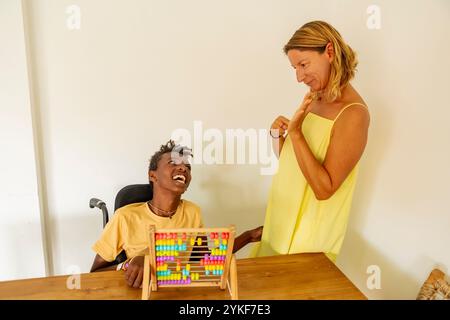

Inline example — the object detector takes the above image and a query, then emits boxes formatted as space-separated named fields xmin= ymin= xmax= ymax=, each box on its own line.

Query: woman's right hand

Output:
xmin=270 ymin=116 xmax=290 ymax=138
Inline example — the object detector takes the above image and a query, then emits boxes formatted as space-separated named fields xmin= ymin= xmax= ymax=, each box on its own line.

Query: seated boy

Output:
xmin=90 ymin=140 xmax=262 ymax=288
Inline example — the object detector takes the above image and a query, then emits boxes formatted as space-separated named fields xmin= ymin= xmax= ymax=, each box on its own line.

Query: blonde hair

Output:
xmin=284 ymin=21 xmax=358 ymax=102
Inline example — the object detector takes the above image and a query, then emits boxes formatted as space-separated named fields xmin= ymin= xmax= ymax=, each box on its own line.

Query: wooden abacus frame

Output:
xmin=141 ymin=225 xmax=238 ymax=300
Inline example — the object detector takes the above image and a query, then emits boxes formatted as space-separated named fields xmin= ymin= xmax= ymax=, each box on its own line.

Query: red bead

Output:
xmin=182 ymin=233 xmax=187 ymax=240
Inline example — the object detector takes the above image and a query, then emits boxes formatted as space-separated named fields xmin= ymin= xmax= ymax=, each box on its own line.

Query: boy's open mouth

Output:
xmin=172 ymin=174 xmax=186 ymax=185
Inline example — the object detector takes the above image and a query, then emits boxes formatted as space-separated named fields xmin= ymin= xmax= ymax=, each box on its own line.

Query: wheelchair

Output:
xmin=89 ymin=184 xmax=153 ymax=264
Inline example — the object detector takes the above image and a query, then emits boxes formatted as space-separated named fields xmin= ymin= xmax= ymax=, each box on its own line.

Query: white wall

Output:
xmin=336 ymin=0 xmax=450 ymax=299
xmin=3 ymin=0 xmax=449 ymax=299
xmin=0 ymin=0 xmax=46 ymax=280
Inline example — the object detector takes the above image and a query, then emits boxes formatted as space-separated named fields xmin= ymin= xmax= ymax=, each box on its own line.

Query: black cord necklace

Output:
xmin=147 ymin=200 xmax=177 ymax=219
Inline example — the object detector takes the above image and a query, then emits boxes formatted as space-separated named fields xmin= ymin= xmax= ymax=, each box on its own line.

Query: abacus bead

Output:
xmin=197 ymin=238 xmax=202 ymax=246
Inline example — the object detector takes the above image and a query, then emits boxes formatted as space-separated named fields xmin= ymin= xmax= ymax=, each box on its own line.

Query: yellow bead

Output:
xmin=223 ymin=239 xmax=227 ymax=245
xmin=197 ymin=238 xmax=202 ymax=246
xmin=170 ymin=239 xmax=175 ymax=245
xmin=190 ymin=238 xmax=195 ymax=246
xmin=178 ymin=239 xmax=182 ymax=245
xmin=176 ymin=265 xmax=180 ymax=271
xmin=214 ymin=239 xmax=219 ymax=246
xmin=186 ymin=264 xmax=191 ymax=271
xmin=175 ymin=251 xmax=179 ymax=256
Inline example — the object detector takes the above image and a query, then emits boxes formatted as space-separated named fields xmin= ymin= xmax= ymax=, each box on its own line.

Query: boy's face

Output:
xmin=149 ymin=152 xmax=192 ymax=195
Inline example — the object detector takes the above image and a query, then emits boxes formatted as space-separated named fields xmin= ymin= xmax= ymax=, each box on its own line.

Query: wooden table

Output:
xmin=0 ymin=253 xmax=366 ymax=300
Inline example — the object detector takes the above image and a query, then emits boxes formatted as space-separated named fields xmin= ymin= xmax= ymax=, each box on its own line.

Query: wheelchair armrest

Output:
xmin=89 ymin=197 xmax=109 ymax=228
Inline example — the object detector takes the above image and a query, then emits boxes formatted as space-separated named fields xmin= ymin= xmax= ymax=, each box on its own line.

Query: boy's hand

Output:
xmin=247 ymin=226 xmax=263 ymax=242
xmin=124 ymin=255 xmax=145 ymax=288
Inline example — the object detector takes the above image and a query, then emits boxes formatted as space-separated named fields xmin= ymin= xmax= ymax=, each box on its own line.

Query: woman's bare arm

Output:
xmin=290 ymin=106 xmax=370 ymax=200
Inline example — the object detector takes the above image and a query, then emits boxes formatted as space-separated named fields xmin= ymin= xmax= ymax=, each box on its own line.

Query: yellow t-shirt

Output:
xmin=92 ymin=199 xmax=203 ymax=262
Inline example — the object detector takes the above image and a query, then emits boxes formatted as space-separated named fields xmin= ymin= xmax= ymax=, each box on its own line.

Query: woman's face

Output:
xmin=287 ymin=44 xmax=334 ymax=93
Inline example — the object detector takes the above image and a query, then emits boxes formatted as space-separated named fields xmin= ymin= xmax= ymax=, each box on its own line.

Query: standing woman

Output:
xmin=252 ymin=21 xmax=370 ymax=263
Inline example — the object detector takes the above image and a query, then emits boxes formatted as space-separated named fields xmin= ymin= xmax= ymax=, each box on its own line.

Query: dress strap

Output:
xmin=333 ymin=103 xmax=368 ymax=123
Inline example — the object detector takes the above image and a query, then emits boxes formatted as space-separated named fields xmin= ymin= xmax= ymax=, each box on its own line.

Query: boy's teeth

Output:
xmin=173 ymin=175 xmax=186 ymax=183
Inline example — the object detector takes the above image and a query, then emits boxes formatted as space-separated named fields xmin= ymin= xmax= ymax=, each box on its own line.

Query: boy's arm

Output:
xmin=90 ymin=254 xmax=118 ymax=272
xmin=233 ymin=226 xmax=263 ymax=253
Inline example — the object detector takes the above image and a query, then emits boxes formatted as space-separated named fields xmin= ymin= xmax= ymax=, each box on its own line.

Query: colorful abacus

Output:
xmin=142 ymin=226 xmax=238 ymax=300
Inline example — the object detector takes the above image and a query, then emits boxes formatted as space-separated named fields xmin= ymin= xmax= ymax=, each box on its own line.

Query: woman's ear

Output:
xmin=325 ymin=42 xmax=334 ymax=62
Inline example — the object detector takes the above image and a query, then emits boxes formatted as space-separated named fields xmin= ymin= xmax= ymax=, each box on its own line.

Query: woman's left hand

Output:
xmin=287 ymin=92 xmax=314 ymax=136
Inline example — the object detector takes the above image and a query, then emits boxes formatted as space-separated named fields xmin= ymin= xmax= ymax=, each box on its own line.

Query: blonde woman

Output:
xmin=252 ymin=21 xmax=370 ymax=263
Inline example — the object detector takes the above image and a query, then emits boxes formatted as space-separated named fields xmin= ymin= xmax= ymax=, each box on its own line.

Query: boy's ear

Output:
xmin=149 ymin=170 xmax=157 ymax=183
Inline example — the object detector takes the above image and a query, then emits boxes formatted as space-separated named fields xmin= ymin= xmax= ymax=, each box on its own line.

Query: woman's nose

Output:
xmin=296 ymin=69 xmax=305 ymax=83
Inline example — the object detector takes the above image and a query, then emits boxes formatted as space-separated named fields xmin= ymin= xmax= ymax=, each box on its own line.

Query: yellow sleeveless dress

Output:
xmin=251 ymin=103 xmax=367 ymax=263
